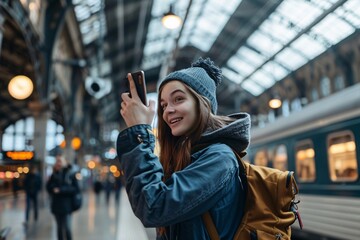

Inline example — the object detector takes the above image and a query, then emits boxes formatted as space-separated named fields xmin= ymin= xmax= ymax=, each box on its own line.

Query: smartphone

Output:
xmin=124 ymin=70 xmax=147 ymax=105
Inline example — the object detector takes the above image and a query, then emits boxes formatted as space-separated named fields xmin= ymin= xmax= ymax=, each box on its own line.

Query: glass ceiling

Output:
xmin=72 ymin=0 xmax=111 ymax=77
xmin=142 ymin=0 xmax=360 ymax=96
xmin=72 ymin=0 xmax=107 ymax=45
xmin=71 ymin=0 xmax=360 ymax=96
xmin=141 ymin=0 xmax=243 ymax=70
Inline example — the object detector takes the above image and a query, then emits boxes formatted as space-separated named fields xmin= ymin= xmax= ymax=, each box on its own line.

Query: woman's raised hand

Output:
xmin=120 ymin=73 xmax=156 ymax=127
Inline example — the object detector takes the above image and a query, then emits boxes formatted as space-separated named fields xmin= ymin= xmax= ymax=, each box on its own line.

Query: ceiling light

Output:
xmin=8 ymin=75 xmax=34 ymax=100
xmin=269 ymin=97 xmax=282 ymax=109
xmin=162 ymin=5 xmax=182 ymax=29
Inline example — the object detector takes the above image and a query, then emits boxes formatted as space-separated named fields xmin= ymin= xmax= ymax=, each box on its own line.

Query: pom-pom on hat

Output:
xmin=159 ymin=57 xmax=222 ymax=114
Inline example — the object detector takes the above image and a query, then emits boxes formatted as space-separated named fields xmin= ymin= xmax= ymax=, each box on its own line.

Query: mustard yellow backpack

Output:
xmin=202 ymin=150 xmax=303 ymax=240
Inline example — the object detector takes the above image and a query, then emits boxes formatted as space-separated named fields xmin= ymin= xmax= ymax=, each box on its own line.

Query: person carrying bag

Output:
xmin=46 ymin=155 xmax=80 ymax=240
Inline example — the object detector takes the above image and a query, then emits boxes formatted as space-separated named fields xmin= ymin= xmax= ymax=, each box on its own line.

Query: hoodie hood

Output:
xmin=197 ymin=113 xmax=251 ymax=154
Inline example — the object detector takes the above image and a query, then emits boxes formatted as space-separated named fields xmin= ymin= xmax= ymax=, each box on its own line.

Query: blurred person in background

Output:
xmin=93 ymin=177 xmax=103 ymax=203
xmin=12 ymin=176 xmax=20 ymax=199
xmin=23 ymin=165 xmax=42 ymax=226
xmin=114 ymin=176 xmax=123 ymax=205
xmin=46 ymin=155 xmax=79 ymax=240
xmin=104 ymin=174 xmax=114 ymax=205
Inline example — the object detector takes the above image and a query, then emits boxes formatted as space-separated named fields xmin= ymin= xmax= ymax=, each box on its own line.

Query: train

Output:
xmin=246 ymin=83 xmax=360 ymax=240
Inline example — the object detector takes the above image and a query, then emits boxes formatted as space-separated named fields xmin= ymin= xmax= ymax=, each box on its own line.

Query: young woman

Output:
xmin=117 ymin=57 xmax=250 ymax=239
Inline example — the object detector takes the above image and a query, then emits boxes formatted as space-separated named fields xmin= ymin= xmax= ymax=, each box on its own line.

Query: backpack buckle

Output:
xmin=275 ymin=233 xmax=283 ymax=240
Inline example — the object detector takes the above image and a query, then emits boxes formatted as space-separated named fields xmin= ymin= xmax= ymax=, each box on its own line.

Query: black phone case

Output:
xmin=124 ymin=71 xmax=147 ymax=105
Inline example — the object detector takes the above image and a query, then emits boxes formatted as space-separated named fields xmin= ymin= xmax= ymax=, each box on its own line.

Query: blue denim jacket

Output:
xmin=117 ymin=121 xmax=249 ymax=240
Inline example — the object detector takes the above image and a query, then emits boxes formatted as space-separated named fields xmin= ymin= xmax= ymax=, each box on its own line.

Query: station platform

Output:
xmin=0 ymin=188 xmax=156 ymax=240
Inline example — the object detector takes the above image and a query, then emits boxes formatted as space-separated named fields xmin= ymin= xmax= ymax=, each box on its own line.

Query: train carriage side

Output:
xmin=248 ymin=83 xmax=360 ymax=240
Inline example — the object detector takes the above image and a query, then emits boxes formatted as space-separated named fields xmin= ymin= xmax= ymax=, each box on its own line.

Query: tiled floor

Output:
xmin=0 ymin=189 xmax=156 ymax=240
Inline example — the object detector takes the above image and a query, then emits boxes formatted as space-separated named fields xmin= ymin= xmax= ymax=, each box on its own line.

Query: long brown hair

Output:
xmin=156 ymin=82 xmax=234 ymax=235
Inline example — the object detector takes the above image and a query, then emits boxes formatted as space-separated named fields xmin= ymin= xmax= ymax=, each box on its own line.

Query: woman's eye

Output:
xmin=174 ymin=96 xmax=183 ymax=102
xmin=161 ymin=104 xmax=167 ymax=111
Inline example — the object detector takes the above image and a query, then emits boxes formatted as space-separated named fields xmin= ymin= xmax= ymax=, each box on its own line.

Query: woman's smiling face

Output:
xmin=160 ymin=81 xmax=197 ymax=137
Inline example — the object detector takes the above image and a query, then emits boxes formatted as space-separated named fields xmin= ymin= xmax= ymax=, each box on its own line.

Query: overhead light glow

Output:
xmin=71 ymin=137 xmax=82 ymax=151
xmin=162 ymin=5 xmax=182 ymax=29
xmin=269 ymin=98 xmax=282 ymax=109
xmin=8 ymin=75 xmax=34 ymax=100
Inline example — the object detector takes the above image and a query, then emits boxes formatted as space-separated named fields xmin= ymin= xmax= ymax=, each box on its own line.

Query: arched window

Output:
xmin=311 ymin=88 xmax=318 ymax=101
xmin=290 ymin=98 xmax=302 ymax=112
xmin=268 ymin=110 xmax=275 ymax=123
xmin=334 ymin=74 xmax=345 ymax=91
xmin=281 ymin=99 xmax=289 ymax=117
xmin=2 ymin=117 xmax=64 ymax=152
xmin=2 ymin=118 xmax=34 ymax=151
xmin=46 ymin=119 xmax=65 ymax=151
xmin=320 ymin=76 xmax=331 ymax=97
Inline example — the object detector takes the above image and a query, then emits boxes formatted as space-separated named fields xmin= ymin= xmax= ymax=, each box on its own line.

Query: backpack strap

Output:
xmin=231 ymin=150 xmax=248 ymax=194
xmin=202 ymin=212 xmax=220 ymax=240
xmin=202 ymin=148 xmax=246 ymax=240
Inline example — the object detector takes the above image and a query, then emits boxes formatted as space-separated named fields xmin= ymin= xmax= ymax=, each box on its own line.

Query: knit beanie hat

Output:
xmin=159 ymin=57 xmax=222 ymax=114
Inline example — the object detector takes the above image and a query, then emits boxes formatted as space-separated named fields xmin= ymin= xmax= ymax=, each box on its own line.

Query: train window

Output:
xmin=273 ymin=145 xmax=288 ymax=171
xmin=320 ymin=76 xmax=331 ymax=97
xmin=254 ymin=150 xmax=268 ymax=166
xmin=291 ymin=98 xmax=302 ymax=112
xmin=334 ymin=74 xmax=345 ymax=91
xmin=327 ymin=131 xmax=358 ymax=182
xmin=295 ymin=140 xmax=316 ymax=182
xmin=311 ymin=88 xmax=319 ymax=101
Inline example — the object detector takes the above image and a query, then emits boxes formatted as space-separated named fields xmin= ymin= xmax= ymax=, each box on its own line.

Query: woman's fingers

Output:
xmin=127 ymin=73 xmax=141 ymax=101
xmin=121 ymin=91 xmax=131 ymax=102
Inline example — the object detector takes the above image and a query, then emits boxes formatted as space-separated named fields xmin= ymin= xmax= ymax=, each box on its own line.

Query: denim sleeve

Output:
xmin=116 ymin=125 xmax=239 ymax=227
